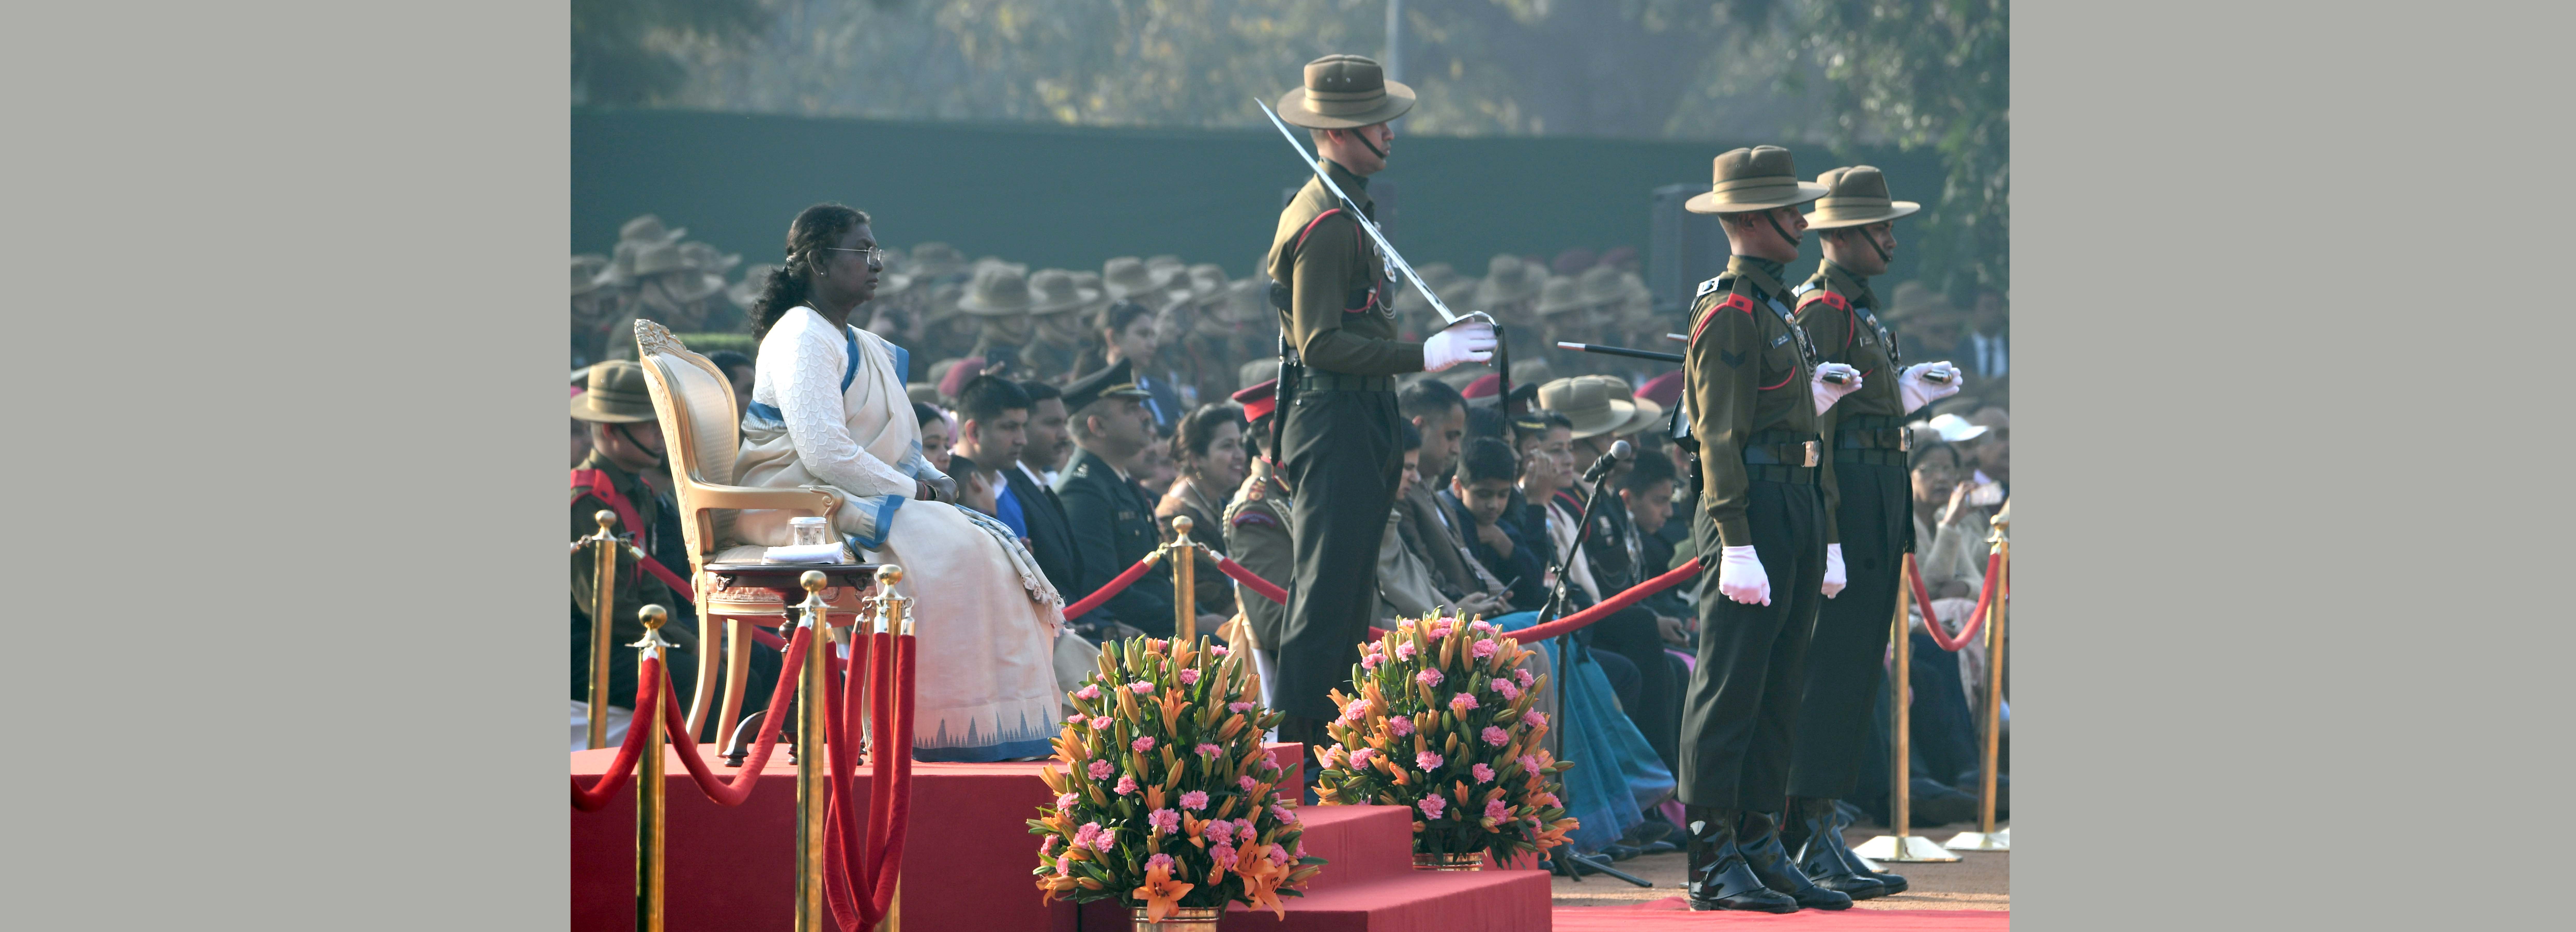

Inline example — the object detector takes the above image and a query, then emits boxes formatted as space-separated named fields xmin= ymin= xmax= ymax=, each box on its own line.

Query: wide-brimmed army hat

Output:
xmin=957 ymin=265 xmax=1035 ymax=316
xmin=1585 ymin=375 xmax=1665 ymax=436
xmin=907 ymin=242 xmax=969 ymax=278
xmin=572 ymin=361 xmax=658 ymax=423
xmin=1027 ymin=269 xmax=1102 ymax=315
xmin=1684 ymin=145 xmax=1830 ymax=214
xmin=1575 ymin=266 xmax=1626 ymax=308
xmin=1275 ymin=54 xmax=1415 ymax=130
xmin=1534 ymin=277 xmax=1590 ymax=317
xmin=1102 ymin=256 xmax=1181 ymax=302
xmin=572 ymin=255 xmax=611 ymax=297
xmin=1536 ymin=377 xmax=1635 ymax=440
xmin=1216 ymin=277 xmax=1269 ymax=324
xmin=1805 ymin=165 xmax=1920 ymax=230
xmin=1476 ymin=254 xmax=1543 ymax=306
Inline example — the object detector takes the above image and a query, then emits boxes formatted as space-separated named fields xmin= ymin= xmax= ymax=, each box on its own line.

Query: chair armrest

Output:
xmin=690 ymin=483 xmax=841 ymax=516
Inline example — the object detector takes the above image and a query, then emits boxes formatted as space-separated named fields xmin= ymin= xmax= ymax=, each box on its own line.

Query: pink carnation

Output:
xmin=1450 ymin=693 xmax=1479 ymax=712
xmin=1519 ymin=754 xmax=1543 ymax=776
xmin=1525 ymin=711 xmax=1548 ymax=729
xmin=1240 ymin=774 xmax=1260 ymax=791
xmin=1129 ymin=681 xmax=1155 ymax=695
xmin=1064 ymin=713 xmax=1086 ymax=727
xmin=1417 ymin=795 xmax=1446 ymax=819
xmin=1205 ymin=819 xmax=1235 ymax=846
xmin=1072 ymin=821 xmax=1102 ymax=849
xmin=1178 ymin=668 xmax=1201 ymax=685
xmin=1484 ymin=799 xmax=1511 ymax=822
xmin=1318 ymin=745 xmax=1346 ymax=768
xmin=1482 ymin=726 xmax=1510 ymax=747
xmin=1429 ymin=618 xmax=1454 ymax=639
xmin=1132 ymin=736 xmax=1156 ymax=752
xmin=1415 ymin=669 xmax=1444 ymax=688
xmin=1092 ymin=826 xmax=1118 ymax=851
xmin=1469 ymin=619 xmax=1496 ymax=633
xmin=1196 ymin=743 xmax=1223 ymax=758
xmin=1472 ymin=762 xmax=1496 ymax=783
xmin=1146 ymin=852 xmax=1176 ymax=873
xmin=1271 ymin=803 xmax=1299 ymax=824
xmin=1074 ymin=684 xmax=1102 ymax=700
xmin=1212 ymin=645 xmax=1229 ymax=656
xmin=1209 ymin=843 xmax=1239 ymax=870
xmin=1339 ymin=700 xmax=1371 ymax=724
xmin=1471 ymin=639 xmax=1499 ymax=659
xmin=1360 ymin=653 xmax=1383 ymax=671
xmin=1040 ymin=834 xmax=1060 ymax=854
xmin=1228 ymin=702 xmax=1256 ymax=713
xmin=1514 ymin=668 xmax=1535 ymax=688
xmin=1348 ymin=748 xmax=1376 ymax=769
xmin=1268 ymin=843 xmax=1294 ymax=866
xmin=1394 ymin=642 xmax=1417 ymax=661
xmin=1388 ymin=716 xmax=1414 ymax=736
xmin=1182 ymin=790 xmax=1209 ymax=811
xmin=1148 ymin=808 xmax=1181 ymax=834
xmin=1491 ymin=679 xmax=1521 ymax=701
xmin=1114 ymin=774 xmax=1140 ymax=796
xmin=1087 ymin=759 xmax=1113 ymax=780
xmin=1055 ymin=791 xmax=1079 ymax=809
xmin=1416 ymin=750 xmax=1443 ymax=771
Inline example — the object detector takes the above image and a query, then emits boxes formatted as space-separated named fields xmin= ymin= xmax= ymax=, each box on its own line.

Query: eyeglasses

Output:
xmin=823 ymin=247 xmax=886 ymax=263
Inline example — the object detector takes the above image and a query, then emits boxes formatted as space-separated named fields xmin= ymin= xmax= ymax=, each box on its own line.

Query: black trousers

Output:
xmin=1787 ymin=460 xmax=1909 ymax=799
xmin=1854 ymin=631 xmax=1985 ymax=814
xmin=1277 ymin=388 xmax=1402 ymax=721
xmin=1678 ymin=479 xmax=1827 ymax=812
xmin=1584 ymin=606 xmax=1685 ymax=774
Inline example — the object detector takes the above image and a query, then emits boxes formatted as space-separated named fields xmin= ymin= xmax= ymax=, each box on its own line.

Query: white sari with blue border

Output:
xmin=735 ymin=306 xmax=1064 ymax=761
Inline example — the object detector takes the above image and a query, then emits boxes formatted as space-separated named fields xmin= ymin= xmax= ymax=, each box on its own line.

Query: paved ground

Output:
xmin=1549 ymin=821 xmax=2008 ymax=911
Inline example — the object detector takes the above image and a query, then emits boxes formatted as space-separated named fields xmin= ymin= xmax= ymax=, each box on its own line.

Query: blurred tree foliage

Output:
xmin=623 ymin=0 xmax=2004 ymax=294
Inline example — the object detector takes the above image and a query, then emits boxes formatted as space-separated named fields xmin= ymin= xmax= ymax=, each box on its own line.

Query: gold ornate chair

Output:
xmin=633 ymin=320 xmax=872 ymax=742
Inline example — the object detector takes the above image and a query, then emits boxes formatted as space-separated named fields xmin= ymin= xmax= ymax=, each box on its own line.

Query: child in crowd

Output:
xmin=946 ymin=453 xmax=1001 ymax=519
xmin=1445 ymin=436 xmax=1548 ymax=610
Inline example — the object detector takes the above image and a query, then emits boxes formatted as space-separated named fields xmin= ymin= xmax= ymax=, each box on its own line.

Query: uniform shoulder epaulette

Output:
xmin=1694 ymin=275 xmax=1732 ymax=298
xmin=1796 ymin=288 xmax=1850 ymax=312
xmin=1688 ymin=291 xmax=1761 ymax=343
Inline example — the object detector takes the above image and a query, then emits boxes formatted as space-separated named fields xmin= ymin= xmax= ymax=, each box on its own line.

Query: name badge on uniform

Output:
xmin=1770 ymin=332 xmax=1791 ymax=348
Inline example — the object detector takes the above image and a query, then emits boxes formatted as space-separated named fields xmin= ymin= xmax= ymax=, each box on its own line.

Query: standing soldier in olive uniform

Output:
xmin=1264 ymin=55 xmax=1497 ymax=746
xmin=1676 ymin=146 xmax=1866 ymax=913
xmin=1222 ymin=378 xmax=1293 ymax=705
xmin=1780 ymin=166 xmax=1964 ymax=899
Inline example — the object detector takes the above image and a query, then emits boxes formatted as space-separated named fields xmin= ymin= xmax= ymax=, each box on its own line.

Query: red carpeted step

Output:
xmin=1272 ymin=805 xmax=1417 ymax=891
xmin=1080 ymin=868 xmax=1551 ymax=931
xmin=1551 ymin=898 xmax=2009 ymax=930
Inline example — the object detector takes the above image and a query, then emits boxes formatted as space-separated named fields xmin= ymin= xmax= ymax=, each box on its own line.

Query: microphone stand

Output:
xmin=1532 ymin=455 xmax=1652 ymax=888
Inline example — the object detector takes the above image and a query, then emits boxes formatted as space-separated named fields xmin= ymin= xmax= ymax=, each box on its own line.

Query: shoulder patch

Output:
xmin=1695 ymin=276 xmax=1725 ymax=298
xmin=1687 ymin=292 xmax=1762 ymax=345
xmin=1233 ymin=512 xmax=1279 ymax=529
xmin=1796 ymin=289 xmax=1850 ymax=312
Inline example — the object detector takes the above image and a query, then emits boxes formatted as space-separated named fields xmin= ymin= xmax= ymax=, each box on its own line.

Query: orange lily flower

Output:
xmin=1131 ymin=862 xmax=1195 ymax=923
xmin=1236 ymin=844 xmax=1292 ymax=918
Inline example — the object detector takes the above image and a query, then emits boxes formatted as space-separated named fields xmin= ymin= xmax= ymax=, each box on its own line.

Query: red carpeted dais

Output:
xmin=1552 ymin=898 xmax=2006 ymax=930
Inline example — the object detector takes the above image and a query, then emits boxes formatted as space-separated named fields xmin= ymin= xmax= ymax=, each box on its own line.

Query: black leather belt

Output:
xmin=1296 ymin=370 xmax=1395 ymax=393
xmin=1741 ymin=430 xmax=1821 ymax=484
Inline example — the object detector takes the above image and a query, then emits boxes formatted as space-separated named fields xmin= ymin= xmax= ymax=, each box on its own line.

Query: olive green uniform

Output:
xmin=1678 ymin=255 xmax=1833 ymax=813
xmin=1222 ymin=458 xmax=1296 ymax=652
xmin=1785 ymin=260 xmax=1914 ymax=799
xmin=1265 ymin=158 xmax=1424 ymax=723
xmin=570 ymin=452 xmax=699 ymax=715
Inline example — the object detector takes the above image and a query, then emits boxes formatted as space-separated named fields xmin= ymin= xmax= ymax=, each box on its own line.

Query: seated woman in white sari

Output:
xmin=731 ymin=204 xmax=1065 ymax=762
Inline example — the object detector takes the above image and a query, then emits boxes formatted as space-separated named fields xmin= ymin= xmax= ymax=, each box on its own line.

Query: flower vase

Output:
xmin=1130 ymin=905 xmax=1224 ymax=930
xmin=1412 ymin=850 xmax=1485 ymax=871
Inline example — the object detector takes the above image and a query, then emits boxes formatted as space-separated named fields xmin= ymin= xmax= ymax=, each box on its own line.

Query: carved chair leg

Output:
xmin=686 ymin=603 xmax=722 ymax=742
xmin=716 ymin=616 xmax=758 ymax=745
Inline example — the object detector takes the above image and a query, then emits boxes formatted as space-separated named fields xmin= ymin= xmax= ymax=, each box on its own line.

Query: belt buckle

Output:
xmin=1801 ymin=440 xmax=1819 ymax=467
xmin=1898 ymin=427 xmax=1912 ymax=452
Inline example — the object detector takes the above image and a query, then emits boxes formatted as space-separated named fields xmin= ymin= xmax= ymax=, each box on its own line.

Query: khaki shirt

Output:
xmin=1683 ymin=255 xmax=1831 ymax=548
xmin=1264 ymin=159 xmax=1422 ymax=376
xmin=1222 ymin=459 xmax=1294 ymax=649
xmin=1795 ymin=260 xmax=1904 ymax=527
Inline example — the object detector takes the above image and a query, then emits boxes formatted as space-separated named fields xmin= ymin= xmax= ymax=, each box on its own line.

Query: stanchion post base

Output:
xmin=1852 ymin=835 xmax=1962 ymax=863
xmin=1942 ymin=828 xmax=2009 ymax=851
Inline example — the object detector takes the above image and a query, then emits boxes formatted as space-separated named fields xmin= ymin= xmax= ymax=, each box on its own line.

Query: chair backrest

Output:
xmin=635 ymin=320 xmax=742 ymax=565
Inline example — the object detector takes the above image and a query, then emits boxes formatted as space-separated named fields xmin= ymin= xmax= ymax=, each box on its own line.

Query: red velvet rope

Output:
xmin=1214 ymin=555 xmax=1289 ymax=605
xmin=1912 ymin=550 xmax=2002 ymax=652
xmin=569 ymin=657 xmax=662 ymax=812
xmin=1508 ymin=562 xmax=1704 ymax=644
xmin=868 ymin=633 xmax=917 ymax=918
xmin=657 ymin=625 xmax=810 ymax=805
xmin=1060 ymin=551 xmax=1161 ymax=619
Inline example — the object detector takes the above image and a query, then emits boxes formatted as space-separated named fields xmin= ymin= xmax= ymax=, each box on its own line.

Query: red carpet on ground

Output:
xmin=1551 ymin=898 xmax=2007 ymax=930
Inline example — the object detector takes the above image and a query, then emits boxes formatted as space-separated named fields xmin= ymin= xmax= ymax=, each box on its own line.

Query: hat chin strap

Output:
xmin=1343 ymin=127 xmax=1387 ymax=161
xmin=1764 ymin=210 xmax=1804 ymax=251
xmin=1836 ymin=227 xmax=1892 ymax=268
xmin=614 ymin=422 xmax=666 ymax=467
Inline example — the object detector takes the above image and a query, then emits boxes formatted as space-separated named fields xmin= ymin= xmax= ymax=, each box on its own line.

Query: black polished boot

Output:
xmin=1785 ymin=797 xmax=1887 ymax=900
xmin=1825 ymin=801 xmax=1908 ymax=894
xmin=1737 ymin=810 xmax=1853 ymax=910
xmin=1684 ymin=805 xmax=1799 ymax=913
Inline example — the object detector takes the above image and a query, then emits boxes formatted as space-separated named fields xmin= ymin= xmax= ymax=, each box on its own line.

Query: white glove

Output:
xmin=1715 ymin=545 xmax=1771 ymax=606
xmin=1898 ymin=361 xmax=1963 ymax=414
xmin=1811 ymin=362 xmax=1864 ymax=415
xmin=1422 ymin=321 xmax=1498 ymax=372
xmin=1822 ymin=543 xmax=1846 ymax=599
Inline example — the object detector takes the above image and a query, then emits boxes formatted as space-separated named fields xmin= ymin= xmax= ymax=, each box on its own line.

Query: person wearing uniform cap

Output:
xmin=960 ymin=263 xmax=1039 ymax=366
xmin=1021 ymin=269 xmax=1100 ymax=382
xmin=1675 ymin=146 xmax=1867 ymax=912
xmin=569 ymin=362 xmax=710 ymax=745
xmin=1264 ymin=54 xmax=1498 ymax=747
xmin=1053 ymin=360 xmax=1176 ymax=639
xmin=1221 ymin=378 xmax=1294 ymax=704
xmin=1774 ymin=166 xmax=1963 ymax=898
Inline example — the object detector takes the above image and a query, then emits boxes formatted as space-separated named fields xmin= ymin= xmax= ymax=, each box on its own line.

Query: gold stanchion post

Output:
xmin=794 ymin=571 xmax=830 ymax=931
xmin=1171 ymin=515 xmax=1198 ymax=643
xmin=1855 ymin=553 xmax=1960 ymax=863
xmin=1946 ymin=523 xmax=2011 ymax=852
xmin=587 ymin=510 xmax=620 ymax=750
xmin=633 ymin=604 xmax=673 ymax=932
xmin=874 ymin=564 xmax=908 ymax=932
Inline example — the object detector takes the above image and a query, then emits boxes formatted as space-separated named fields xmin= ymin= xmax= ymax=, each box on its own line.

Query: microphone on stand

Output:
xmin=1582 ymin=440 xmax=1634 ymax=485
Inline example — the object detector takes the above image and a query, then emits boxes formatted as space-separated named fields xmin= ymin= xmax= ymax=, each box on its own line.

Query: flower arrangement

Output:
xmin=1313 ymin=614 xmax=1577 ymax=864
xmin=1032 ymin=636 xmax=1325 ymax=922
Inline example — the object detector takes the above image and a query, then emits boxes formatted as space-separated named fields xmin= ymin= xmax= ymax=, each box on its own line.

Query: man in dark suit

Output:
xmin=954 ymin=376 xmax=1099 ymax=633
xmin=1053 ymin=361 xmax=1175 ymax=638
